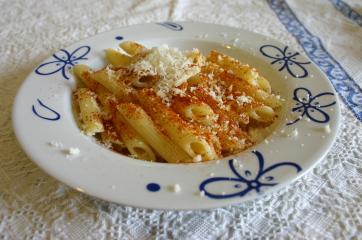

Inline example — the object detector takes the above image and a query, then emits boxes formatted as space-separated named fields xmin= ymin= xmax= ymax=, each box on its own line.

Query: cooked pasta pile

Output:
xmin=72 ymin=41 xmax=282 ymax=163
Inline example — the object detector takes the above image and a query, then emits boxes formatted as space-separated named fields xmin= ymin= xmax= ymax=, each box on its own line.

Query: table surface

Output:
xmin=1 ymin=0 xmax=361 ymax=239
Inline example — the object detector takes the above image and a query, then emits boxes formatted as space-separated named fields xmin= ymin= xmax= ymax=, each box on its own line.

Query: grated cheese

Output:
xmin=226 ymin=95 xmax=234 ymax=100
xmin=289 ymin=129 xmax=299 ymax=138
xmin=68 ymin=147 xmax=80 ymax=155
xmin=131 ymin=45 xmax=201 ymax=102
xmin=172 ymin=88 xmax=186 ymax=96
xmin=190 ymin=86 xmax=197 ymax=92
xmin=323 ymin=124 xmax=331 ymax=133
xmin=192 ymin=154 xmax=202 ymax=162
xmin=105 ymin=65 xmax=117 ymax=79
xmin=49 ymin=140 xmax=63 ymax=148
xmin=172 ymin=184 xmax=182 ymax=193
xmin=236 ymin=95 xmax=252 ymax=105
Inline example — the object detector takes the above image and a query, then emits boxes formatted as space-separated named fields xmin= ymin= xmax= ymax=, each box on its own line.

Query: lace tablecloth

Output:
xmin=1 ymin=0 xmax=361 ymax=239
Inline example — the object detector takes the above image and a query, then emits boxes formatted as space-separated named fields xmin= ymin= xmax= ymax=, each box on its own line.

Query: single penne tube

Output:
xmin=73 ymin=88 xmax=104 ymax=135
xmin=96 ymin=88 xmax=118 ymax=120
xmin=91 ymin=67 xmax=132 ymax=102
xmin=248 ymin=105 xmax=275 ymax=122
xmin=73 ymin=64 xmax=98 ymax=90
xmin=207 ymin=50 xmax=271 ymax=93
xmin=117 ymin=103 xmax=191 ymax=163
xmin=171 ymin=96 xmax=216 ymax=126
xmin=105 ymin=48 xmax=132 ymax=67
xmin=125 ymin=138 xmax=156 ymax=161
xmin=113 ymin=112 xmax=156 ymax=161
xmin=135 ymin=89 xmax=218 ymax=161
xmin=73 ymin=64 xmax=91 ymax=79
xmin=119 ymin=41 xmax=146 ymax=56
xmin=183 ymin=104 xmax=215 ymax=125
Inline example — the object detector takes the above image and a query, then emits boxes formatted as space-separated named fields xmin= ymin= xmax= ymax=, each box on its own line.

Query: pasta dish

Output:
xmin=72 ymin=41 xmax=282 ymax=163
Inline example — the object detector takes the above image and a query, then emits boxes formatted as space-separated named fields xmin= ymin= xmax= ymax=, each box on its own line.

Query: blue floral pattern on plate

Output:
xmin=267 ymin=0 xmax=362 ymax=121
xmin=287 ymin=87 xmax=336 ymax=125
xmin=32 ymin=99 xmax=61 ymax=121
xmin=260 ymin=44 xmax=311 ymax=78
xmin=146 ymin=183 xmax=161 ymax=192
xmin=157 ymin=22 xmax=183 ymax=31
xmin=199 ymin=151 xmax=302 ymax=199
xmin=35 ymin=46 xmax=91 ymax=80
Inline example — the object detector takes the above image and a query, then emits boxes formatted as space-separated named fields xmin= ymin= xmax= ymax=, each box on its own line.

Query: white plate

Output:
xmin=12 ymin=22 xmax=340 ymax=210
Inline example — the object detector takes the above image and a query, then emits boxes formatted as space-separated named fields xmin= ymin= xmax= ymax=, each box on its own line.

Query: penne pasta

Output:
xmin=183 ymin=104 xmax=215 ymax=125
xmin=186 ymin=48 xmax=206 ymax=66
xmin=74 ymin=65 xmax=118 ymax=119
xmin=207 ymin=50 xmax=271 ymax=93
xmin=100 ymin=121 xmax=125 ymax=149
xmin=91 ymin=67 xmax=132 ymax=102
xmin=119 ymin=41 xmax=146 ymax=56
xmin=113 ymin=111 xmax=156 ymax=161
xmin=73 ymin=64 xmax=110 ymax=97
xmin=203 ymin=63 xmax=282 ymax=109
xmin=248 ymin=105 xmax=275 ymax=122
xmin=105 ymin=49 xmax=131 ymax=68
xmin=72 ymin=42 xmax=281 ymax=163
xmin=117 ymin=103 xmax=191 ymax=163
xmin=73 ymin=64 xmax=91 ymax=80
xmin=73 ymin=64 xmax=97 ymax=89
xmin=131 ymin=75 xmax=159 ymax=88
xmin=189 ymin=86 xmax=252 ymax=154
xmin=95 ymin=89 xmax=118 ymax=120
xmin=135 ymin=89 xmax=218 ymax=161
xmin=171 ymin=96 xmax=216 ymax=126
xmin=73 ymin=88 xmax=104 ymax=135
xmin=255 ymin=75 xmax=272 ymax=94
